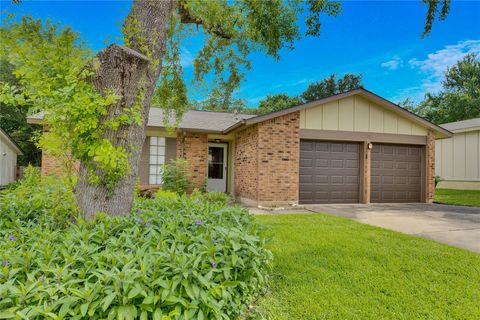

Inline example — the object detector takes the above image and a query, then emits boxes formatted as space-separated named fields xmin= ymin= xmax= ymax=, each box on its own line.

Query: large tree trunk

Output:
xmin=75 ymin=0 xmax=175 ymax=218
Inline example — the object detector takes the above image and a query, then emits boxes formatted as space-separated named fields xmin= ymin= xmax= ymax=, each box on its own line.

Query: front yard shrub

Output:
xmin=0 ymin=166 xmax=77 ymax=229
xmin=193 ymin=191 xmax=232 ymax=207
xmin=0 ymin=188 xmax=271 ymax=319
xmin=161 ymin=159 xmax=191 ymax=194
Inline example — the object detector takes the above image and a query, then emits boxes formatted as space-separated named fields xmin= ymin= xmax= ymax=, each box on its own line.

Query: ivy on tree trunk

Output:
xmin=75 ymin=0 xmax=175 ymax=218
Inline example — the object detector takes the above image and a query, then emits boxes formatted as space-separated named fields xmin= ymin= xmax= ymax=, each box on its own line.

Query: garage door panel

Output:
xmin=371 ymin=143 xmax=422 ymax=203
xmin=300 ymin=140 xmax=360 ymax=204
xmin=315 ymin=159 xmax=329 ymax=167
xmin=346 ymin=160 xmax=359 ymax=168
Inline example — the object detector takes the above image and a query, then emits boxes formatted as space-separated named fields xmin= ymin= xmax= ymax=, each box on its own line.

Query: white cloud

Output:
xmin=381 ymin=56 xmax=404 ymax=70
xmin=408 ymin=39 xmax=480 ymax=94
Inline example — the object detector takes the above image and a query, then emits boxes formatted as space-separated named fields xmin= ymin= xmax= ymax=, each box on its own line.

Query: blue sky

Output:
xmin=1 ymin=0 xmax=479 ymax=108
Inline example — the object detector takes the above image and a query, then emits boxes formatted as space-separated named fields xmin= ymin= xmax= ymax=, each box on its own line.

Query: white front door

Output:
xmin=207 ymin=143 xmax=228 ymax=192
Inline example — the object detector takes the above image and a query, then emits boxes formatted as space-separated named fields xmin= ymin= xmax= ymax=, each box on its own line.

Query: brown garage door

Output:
xmin=300 ymin=140 xmax=360 ymax=204
xmin=371 ymin=144 xmax=422 ymax=203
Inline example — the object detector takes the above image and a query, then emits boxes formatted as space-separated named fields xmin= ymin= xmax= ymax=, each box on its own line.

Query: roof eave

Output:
xmin=0 ymin=129 xmax=24 ymax=155
xmin=242 ymin=87 xmax=453 ymax=138
xmin=223 ymin=120 xmax=246 ymax=134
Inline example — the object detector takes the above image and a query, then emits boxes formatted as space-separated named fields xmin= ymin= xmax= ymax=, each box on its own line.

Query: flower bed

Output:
xmin=0 ymin=174 xmax=271 ymax=319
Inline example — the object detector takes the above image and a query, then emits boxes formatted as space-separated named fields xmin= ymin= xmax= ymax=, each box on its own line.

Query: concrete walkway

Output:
xmin=251 ymin=203 xmax=480 ymax=253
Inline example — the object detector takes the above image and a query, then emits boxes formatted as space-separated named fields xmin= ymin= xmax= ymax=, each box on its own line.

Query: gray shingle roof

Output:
xmin=440 ymin=118 xmax=480 ymax=133
xmin=27 ymin=108 xmax=256 ymax=133
xmin=148 ymin=108 xmax=255 ymax=132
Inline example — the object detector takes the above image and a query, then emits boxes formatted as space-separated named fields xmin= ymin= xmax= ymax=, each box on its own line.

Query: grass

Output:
xmin=256 ymin=214 xmax=480 ymax=320
xmin=435 ymin=188 xmax=480 ymax=207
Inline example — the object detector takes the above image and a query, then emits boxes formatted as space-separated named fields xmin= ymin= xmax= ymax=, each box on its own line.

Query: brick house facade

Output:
xmin=176 ymin=132 xmax=208 ymax=189
xmin=29 ymin=88 xmax=450 ymax=206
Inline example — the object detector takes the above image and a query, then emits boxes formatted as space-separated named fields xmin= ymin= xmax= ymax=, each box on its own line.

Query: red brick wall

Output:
xmin=234 ymin=112 xmax=300 ymax=205
xmin=41 ymin=150 xmax=79 ymax=176
xmin=426 ymin=129 xmax=435 ymax=202
xmin=176 ymin=132 xmax=208 ymax=189
xmin=234 ymin=125 xmax=259 ymax=201
xmin=257 ymin=112 xmax=300 ymax=204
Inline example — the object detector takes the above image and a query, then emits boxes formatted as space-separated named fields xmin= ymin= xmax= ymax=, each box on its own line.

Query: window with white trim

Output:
xmin=149 ymin=136 xmax=165 ymax=184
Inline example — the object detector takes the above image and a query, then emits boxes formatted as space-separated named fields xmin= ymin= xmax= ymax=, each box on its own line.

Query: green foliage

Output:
xmin=196 ymin=192 xmax=233 ymax=207
xmin=0 ymin=166 xmax=77 ymax=229
xmin=422 ymin=0 xmax=451 ymax=37
xmin=0 ymin=187 xmax=271 ymax=319
xmin=156 ymin=0 xmax=341 ymax=113
xmin=300 ymin=73 xmax=363 ymax=103
xmin=161 ymin=159 xmax=191 ymax=195
xmin=255 ymin=73 xmax=362 ymax=115
xmin=413 ymin=53 xmax=480 ymax=124
xmin=154 ymin=189 xmax=179 ymax=202
xmin=0 ymin=59 xmax=41 ymax=166
xmin=152 ymin=17 xmax=189 ymax=127
xmin=192 ymin=93 xmax=248 ymax=113
xmin=256 ymin=94 xmax=301 ymax=115
xmin=0 ymin=16 xmax=132 ymax=189
xmin=434 ymin=175 xmax=443 ymax=188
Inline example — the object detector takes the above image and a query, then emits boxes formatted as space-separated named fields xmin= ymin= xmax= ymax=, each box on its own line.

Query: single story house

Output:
xmin=27 ymin=88 xmax=452 ymax=205
xmin=0 ymin=128 xmax=23 ymax=187
xmin=435 ymin=117 xmax=480 ymax=190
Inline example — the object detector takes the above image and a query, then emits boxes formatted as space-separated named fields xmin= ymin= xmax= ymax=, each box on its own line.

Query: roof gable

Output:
xmin=241 ymin=88 xmax=452 ymax=138
xmin=26 ymin=88 xmax=452 ymax=138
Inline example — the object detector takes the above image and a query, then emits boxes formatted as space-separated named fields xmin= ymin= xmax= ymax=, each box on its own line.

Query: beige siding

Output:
xmin=0 ymin=135 xmax=18 ymax=185
xmin=300 ymin=95 xmax=428 ymax=136
xmin=435 ymin=129 xmax=480 ymax=182
xmin=322 ymin=101 xmax=338 ymax=130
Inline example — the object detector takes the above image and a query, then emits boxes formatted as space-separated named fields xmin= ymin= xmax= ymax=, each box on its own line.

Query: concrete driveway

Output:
xmin=303 ymin=203 xmax=480 ymax=253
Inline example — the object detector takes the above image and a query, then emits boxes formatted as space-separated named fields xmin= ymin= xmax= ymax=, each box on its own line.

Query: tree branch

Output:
xmin=178 ymin=2 xmax=233 ymax=40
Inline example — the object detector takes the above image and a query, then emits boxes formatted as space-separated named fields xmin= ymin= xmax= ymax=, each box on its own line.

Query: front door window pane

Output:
xmin=208 ymin=147 xmax=224 ymax=179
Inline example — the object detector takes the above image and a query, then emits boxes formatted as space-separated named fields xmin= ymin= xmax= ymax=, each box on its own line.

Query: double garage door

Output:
xmin=299 ymin=140 xmax=422 ymax=204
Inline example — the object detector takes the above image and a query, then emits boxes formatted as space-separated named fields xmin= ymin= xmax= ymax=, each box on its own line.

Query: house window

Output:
xmin=149 ymin=136 xmax=165 ymax=184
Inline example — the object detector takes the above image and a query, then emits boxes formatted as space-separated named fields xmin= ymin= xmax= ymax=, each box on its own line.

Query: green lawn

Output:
xmin=256 ymin=214 xmax=480 ymax=320
xmin=435 ymin=188 xmax=480 ymax=207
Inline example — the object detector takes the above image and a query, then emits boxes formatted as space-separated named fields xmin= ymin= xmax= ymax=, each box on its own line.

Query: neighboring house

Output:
xmin=27 ymin=88 xmax=451 ymax=205
xmin=0 ymin=128 xmax=23 ymax=186
xmin=435 ymin=118 xmax=480 ymax=190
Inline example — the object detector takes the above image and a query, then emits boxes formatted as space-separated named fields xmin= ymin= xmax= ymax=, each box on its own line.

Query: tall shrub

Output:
xmin=161 ymin=159 xmax=190 ymax=194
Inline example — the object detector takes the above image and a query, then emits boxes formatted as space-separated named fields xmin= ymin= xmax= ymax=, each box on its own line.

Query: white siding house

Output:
xmin=436 ymin=118 xmax=480 ymax=189
xmin=0 ymin=128 xmax=23 ymax=186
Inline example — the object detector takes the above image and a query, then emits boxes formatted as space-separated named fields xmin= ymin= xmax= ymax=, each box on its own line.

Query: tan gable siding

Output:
xmin=436 ymin=129 xmax=480 ymax=182
xmin=0 ymin=135 xmax=18 ymax=185
xmin=300 ymin=95 xmax=428 ymax=136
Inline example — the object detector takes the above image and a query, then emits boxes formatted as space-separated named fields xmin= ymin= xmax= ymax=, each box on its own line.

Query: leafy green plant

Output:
xmin=0 ymin=166 xmax=77 ymax=229
xmin=0 ymin=186 xmax=271 ymax=319
xmin=161 ymin=159 xmax=191 ymax=194
xmin=434 ymin=175 xmax=443 ymax=188
xmin=154 ymin=189 xmax=179 ymax=202
xmin=192 ymin=191 xmax=233 ymax=207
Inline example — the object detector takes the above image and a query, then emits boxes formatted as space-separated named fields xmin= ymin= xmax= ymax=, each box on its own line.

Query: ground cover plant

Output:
xmin=0 ymin=171 xmax=271 ymax=319
xmin=256 ymin=214 xmax=480 ymax=320
xmin=434 ymin=188 xmax=480 ymax=207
